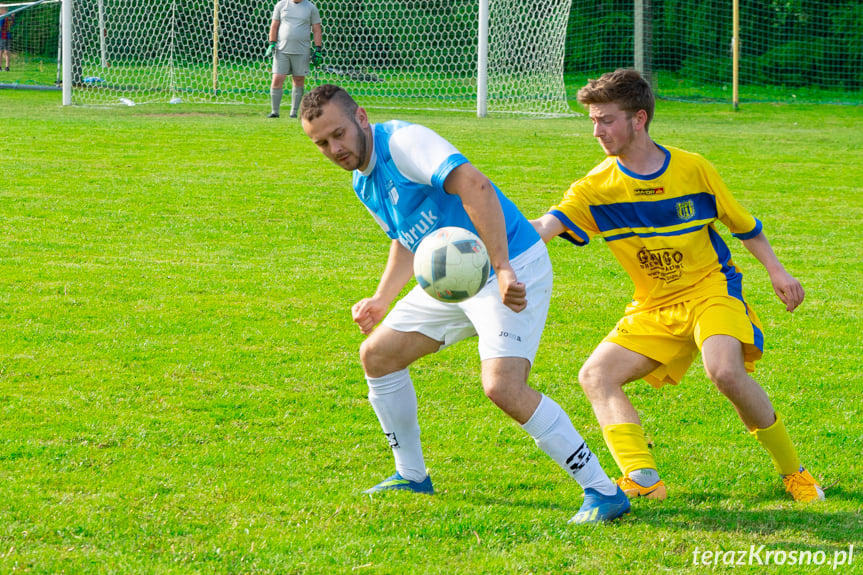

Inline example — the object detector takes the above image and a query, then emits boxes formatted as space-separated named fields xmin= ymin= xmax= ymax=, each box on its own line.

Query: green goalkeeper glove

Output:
xmin=311 ymin=46 xmax=323 ymax=68
xmin=265 ymin=41 xmax=276 ymax=59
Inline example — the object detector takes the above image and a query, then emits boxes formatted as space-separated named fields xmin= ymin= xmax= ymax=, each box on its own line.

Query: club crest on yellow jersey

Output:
xmin=676 ymin=200 xmax=695 ymax=221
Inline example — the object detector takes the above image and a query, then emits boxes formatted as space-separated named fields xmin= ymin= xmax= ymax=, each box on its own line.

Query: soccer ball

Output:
xmin=413 ymin=226 xmax=490 ymax=303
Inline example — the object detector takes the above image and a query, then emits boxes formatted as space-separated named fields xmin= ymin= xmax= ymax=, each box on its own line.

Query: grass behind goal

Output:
xmin=1 ymin=91 xmax=861 ymax=573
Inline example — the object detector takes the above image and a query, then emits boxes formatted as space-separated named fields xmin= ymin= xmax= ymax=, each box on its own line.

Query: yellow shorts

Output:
xmin=602 ymin=295 xmax=764 ymax=388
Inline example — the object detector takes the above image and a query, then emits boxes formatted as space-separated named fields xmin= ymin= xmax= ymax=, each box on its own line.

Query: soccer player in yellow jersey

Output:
xmin=531 ymin=68 xmax=824 ymax=503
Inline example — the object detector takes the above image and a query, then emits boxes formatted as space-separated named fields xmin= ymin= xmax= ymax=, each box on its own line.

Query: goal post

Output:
xmin=61 ymin=0 xmax=69 ymax=102
xmin=62 ymin=0 xmax=573 ymax=116
xmin=211 ymin=0 xmax=218 ymax=93
xmin=477 ymin=0 xmax=489 ymax=117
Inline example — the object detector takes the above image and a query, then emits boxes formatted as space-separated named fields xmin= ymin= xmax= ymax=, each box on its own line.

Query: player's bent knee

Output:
xmin=578 ymin=363 xmax=605 ymax=395
xmin=709 ymin=368 xmax=748 ymax=397
xmin=358 ymin=338 xmax=388 ymax=377
xmin=481 ymin=378 xmax=533 ymax=418
xmin=482 ymin=379 xmax=513 ymax=406
xmin=705 ymin=361 xmax=734 ymax=384
xmin=359 ymin=336 xmax=410 ymax=378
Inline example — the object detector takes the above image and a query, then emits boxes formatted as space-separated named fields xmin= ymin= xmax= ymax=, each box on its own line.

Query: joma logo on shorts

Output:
xmin=498 ymin=331 xmax=522 ymax=342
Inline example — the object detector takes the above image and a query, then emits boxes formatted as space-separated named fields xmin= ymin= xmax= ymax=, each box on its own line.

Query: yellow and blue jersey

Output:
xmin=550 ymin=144 xmax=762 ymax=312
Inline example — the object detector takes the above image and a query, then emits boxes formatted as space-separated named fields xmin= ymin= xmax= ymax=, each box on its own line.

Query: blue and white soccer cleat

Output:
xmin=363 ymin=471 xmax=434 ymax=495
xmin=568 ymin=486 xmax=631 ymax=525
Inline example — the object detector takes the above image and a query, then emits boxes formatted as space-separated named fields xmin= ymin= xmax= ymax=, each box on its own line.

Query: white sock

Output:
xmin=290 ymin=86 xmax=304 ymax=116
xmin=522 ymin=395 xmax=617 ymax=496
xmin=270 ymin=88 xmax=283 ymax=114
xmin=629 ymin=468 xmax=660 ymax=487
xmin=367 ymin=369 xmax=426 ymax=482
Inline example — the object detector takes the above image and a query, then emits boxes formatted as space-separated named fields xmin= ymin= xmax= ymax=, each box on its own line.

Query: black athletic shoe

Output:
xmin=266 ymin=112 xmax=279 ymax=118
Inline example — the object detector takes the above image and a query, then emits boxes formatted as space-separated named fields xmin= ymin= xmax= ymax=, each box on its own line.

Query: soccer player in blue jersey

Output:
xmin=300 ymin=84 xmax=629 ymax=524
xmin=531 ymin=68 xmax=824 ymax=503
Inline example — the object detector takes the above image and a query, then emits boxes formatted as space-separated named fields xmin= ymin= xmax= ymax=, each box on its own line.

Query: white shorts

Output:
xmin=273 ymin=52 xmax=310 ymax=76
xmin=383 ymin=241 xmax=552 ymax=364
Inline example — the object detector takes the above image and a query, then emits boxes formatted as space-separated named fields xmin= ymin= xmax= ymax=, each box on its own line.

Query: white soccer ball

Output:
xmin=413 ymin=226 xmax=490 ymax=303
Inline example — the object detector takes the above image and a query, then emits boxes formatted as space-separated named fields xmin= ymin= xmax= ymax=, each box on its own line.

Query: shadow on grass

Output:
xmin=622 ymin=488 xmax=862 ymax=544
xmin=456 ymin=484 xmax=860 ymax=545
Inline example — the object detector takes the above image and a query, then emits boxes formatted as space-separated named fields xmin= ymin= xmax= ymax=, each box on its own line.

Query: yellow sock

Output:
xmin=751 ymin=414 xmax=801 ymax=476
xmin=603 ymin=423 xmax=658 ymax=476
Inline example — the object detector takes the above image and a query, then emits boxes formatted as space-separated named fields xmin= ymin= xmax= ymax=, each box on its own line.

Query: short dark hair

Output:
xmin=576 ymin=68 xmax=655 ymax=131
xmin=299 ymin=83 xmax=358 ymax=122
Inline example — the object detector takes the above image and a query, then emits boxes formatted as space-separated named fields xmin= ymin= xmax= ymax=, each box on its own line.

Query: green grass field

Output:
xmin=1 ymin=90 xmax=861 ymax=574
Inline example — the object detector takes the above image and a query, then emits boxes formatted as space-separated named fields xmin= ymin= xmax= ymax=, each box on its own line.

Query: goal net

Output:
xmin=0 ymin=0 xmax=61 ymax=88
xmin=66 ymin=0 xmax=573 ymax=116
xmin=564 ymin=0 xmax=862 ymax=105
xmin=12 ymin=1 xmax=861 ymax=107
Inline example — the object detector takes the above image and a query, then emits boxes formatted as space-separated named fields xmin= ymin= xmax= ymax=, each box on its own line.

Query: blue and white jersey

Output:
xmin=353 ymin=121 xmax=541 ymax=269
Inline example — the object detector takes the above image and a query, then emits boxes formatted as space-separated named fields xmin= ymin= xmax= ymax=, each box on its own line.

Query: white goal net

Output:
xmin=66 ymin=0 xmax=573 ymax=116
xmin=0 ymin=0 xmax=61 ymax=87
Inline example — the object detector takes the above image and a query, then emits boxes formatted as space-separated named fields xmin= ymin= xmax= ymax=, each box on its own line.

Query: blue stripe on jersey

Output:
xmin=707 ymin=225 xmax=743 ymax=301
xmin=431 ymin=154 xmax=469 ymax=190
xmin=732 ymin=218 xmax=763 ymax=240
xmin=548 ymin=209 xmax=590 ymax=245
xmin=707 ymin=225 xmax=764 ymax=351
xmin=589 ymin=192 xmax=718 ymax=235
xmin=602 ymin=222 xmax=710 ymax=243
xmin=751 ymin=313 xmax=764 ymax=351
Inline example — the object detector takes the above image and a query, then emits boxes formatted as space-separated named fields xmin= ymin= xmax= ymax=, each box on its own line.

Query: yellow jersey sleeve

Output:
xmin=548 ymin=157 xmax=617 ymax=246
